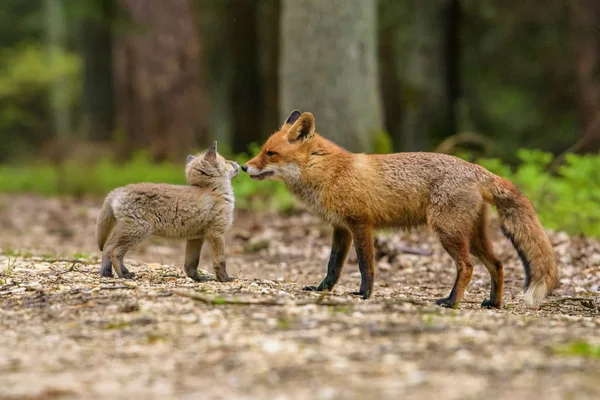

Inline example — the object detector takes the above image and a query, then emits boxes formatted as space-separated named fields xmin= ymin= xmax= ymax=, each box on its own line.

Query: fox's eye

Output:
xmin=266 ymin=151 xmax=276 ymax=157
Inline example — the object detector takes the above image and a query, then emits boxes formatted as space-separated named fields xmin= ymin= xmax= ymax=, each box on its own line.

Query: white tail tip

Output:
xmin=524 ymin=282 xmax=548 ymax=307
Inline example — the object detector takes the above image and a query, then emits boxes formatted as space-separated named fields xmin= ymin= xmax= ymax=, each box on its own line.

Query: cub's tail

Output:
xmin=96 ymin=196 xmax=116 ymax=251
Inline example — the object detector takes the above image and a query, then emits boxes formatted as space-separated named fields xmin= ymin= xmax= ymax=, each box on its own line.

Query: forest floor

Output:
xmin=0 ymin=194 xmax=600 ymax=400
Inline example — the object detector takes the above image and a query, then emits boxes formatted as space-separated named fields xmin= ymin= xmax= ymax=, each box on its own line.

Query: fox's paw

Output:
xmin=350 ymin=290 xmax=371 ymax=300
xmin=435 ymin=297 xmax=456 ymax=308
xmin=303 ymin=285 xmax=319 ymax=292
xmin=480 ymin=299 xmax=501 ymax=309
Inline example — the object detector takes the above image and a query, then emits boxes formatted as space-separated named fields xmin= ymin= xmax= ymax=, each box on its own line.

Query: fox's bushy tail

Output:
xmin=483 ymin=175 xmax=558 ymax=307
xmin=96 ymin=196 xmax=116 ymax=251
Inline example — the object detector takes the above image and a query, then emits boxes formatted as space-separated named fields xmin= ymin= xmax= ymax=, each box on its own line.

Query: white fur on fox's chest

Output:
xmin=287 ymin=181 xmax=345 ymax=226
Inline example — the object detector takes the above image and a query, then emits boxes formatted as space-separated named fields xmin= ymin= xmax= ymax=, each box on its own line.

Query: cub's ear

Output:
xmin=186 ymin=155 xmax=195 ymax=165
xmin=287 ymin=112 xmax=315 ymax=143
xmin=283 ymin=110 xmax=302 ymax=126
xmin=205 ymin=140 xmax=217 ymax=163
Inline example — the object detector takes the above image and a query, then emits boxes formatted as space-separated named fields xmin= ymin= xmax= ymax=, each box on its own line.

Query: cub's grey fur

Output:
xmin=96 ymin=141 xmax=239 ymax=282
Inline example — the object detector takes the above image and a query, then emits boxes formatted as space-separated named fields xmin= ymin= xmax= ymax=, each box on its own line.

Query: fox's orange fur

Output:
xmin=243 ymin=110 xmax=558 ymax=308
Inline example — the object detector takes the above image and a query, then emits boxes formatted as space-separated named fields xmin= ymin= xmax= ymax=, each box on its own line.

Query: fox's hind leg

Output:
xmin=470 ymin=206 xmax=504 ymax=309
xmin=434 ymin=229 xmax=473 ymax=308
xmin=430 ymin=188 xmax=481 ymax=308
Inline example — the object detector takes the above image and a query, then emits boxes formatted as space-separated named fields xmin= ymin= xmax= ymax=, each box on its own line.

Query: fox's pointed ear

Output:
xmin=287 ymin=112 xmax=315 ymax=143
xmin=283 ymin=110 xmax=302 ymax=126
xmin=205 ymin=140 xmax=217 ymax=163
xmin=186 ymin=155 xmax=195 ymax=165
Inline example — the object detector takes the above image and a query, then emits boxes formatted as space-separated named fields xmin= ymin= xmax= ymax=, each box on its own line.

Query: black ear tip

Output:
xmin=285 ymin=110 xmax=302 ymax=125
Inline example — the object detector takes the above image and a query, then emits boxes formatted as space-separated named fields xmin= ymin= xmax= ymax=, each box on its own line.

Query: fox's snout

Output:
xmin=241 ymin=164 xmax=248 ymax=173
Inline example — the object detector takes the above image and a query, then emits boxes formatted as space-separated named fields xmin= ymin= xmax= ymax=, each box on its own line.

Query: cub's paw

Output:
xmin=99 ymin=269 xmax=114 ymax=278
xmin=216 ymin=274 xmax=235 ymax=283
xmin=187 ymin=273 xmax=212 ymax=282
xmin=435 ymin=297 xmax=456 ymax=308
xmin=122 ymin=272 xmax=136 ymax=280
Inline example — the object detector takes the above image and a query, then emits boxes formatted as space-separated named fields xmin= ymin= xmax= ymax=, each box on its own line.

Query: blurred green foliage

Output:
xmin=554 ymin=340 xmax=600 ymax=358
xmin=477 ymin=149 xmax=600 ymax=237
xmin=0 ymin=145 xmax=295 ymax=212
xmin=0 ymin=43 xmax=81 ymax=161
xmin=1 ymin=144 xmax=599 ymax=237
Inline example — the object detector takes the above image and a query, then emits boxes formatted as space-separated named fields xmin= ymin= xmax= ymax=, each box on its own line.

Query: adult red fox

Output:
xmin=242 ymin=110 xmax=558 ymax=309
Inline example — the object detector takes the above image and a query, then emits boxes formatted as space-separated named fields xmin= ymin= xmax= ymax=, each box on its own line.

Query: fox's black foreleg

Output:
xmin=304 ymin=226 xmax=352 ymax=293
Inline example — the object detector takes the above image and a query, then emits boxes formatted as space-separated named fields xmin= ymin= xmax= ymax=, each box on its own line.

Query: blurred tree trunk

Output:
xmin=280 ymin=0 xmax=382 ymax=153
xmin=570 ymin=0 xmax=600 ymax=153
xmin=230 ymin=0 xmax=262 ymax=154
xmin=45 ymin=0 xmax=71 ymax=193
xmin=198 ymin=0 xmax=233 ymax=146
xmin=80 ymin=0 xmax=116 ymax=142
xmin=45 ymin=0 xmax=71 ymax=142
xmin=378 ymin=0 xmax=403 ymax=152
xmin=258 ymin=0 xmax=280 ymax=140
xmin=443 ymin=0 xmax=461 ymax=140
xmin=198 ymin=0 xmax=279 ymax=153
xmin=400 ymin=1 xmax=451 ymax=151
xmin=115 ymin=0 xmax=209 ymax=161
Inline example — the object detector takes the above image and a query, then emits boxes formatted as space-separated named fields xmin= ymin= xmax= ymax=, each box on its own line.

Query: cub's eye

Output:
xmin=266 ymin=151 xmax=276 ymax=157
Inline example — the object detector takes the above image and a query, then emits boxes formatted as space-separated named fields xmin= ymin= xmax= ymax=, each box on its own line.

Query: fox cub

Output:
xmin=96 ymin=141 xmax=239 ymax=282
xmin=243 ymin=110 xmax=558 ymax=309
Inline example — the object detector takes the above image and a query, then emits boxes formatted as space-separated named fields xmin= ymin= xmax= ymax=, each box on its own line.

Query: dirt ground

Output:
xmin=1 ymin=194 xmax=599 ymax=400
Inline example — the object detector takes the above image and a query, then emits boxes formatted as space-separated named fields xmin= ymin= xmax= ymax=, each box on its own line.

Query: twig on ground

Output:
xmin=396 ymin=245 xmax=434 ymax=256
xmin=173 ymin=289 xmax=285 ymax=306
xmin=172 ymin=289 xmax=430 ymax=308
xmin=40 ymin=258 xmax=99 ymax=265
xmin=97 ymin=285 xmax=136 ymax=291
xmin=543 ymin=296 xmax=599 ymax=310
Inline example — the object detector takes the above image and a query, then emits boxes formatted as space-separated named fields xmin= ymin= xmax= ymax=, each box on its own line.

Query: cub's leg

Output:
xmin=107 ymin=222 xmax=148 ymax=279
xmin=99 ymin=247 xmax=114 ymax=277
xmin=184 ymin=237 xmax=207 ymax=282
xmin=206 ymin=234 xmax=232 ymax=282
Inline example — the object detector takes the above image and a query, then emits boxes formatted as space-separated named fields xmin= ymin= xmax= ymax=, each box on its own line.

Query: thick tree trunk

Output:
xmin=280 ymin=0 xmax=382 ymax=153
xmin=569 ymin=0 xmax=600 ymax=153
xmin=114 ymin=0 xmax=209 ymax=161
